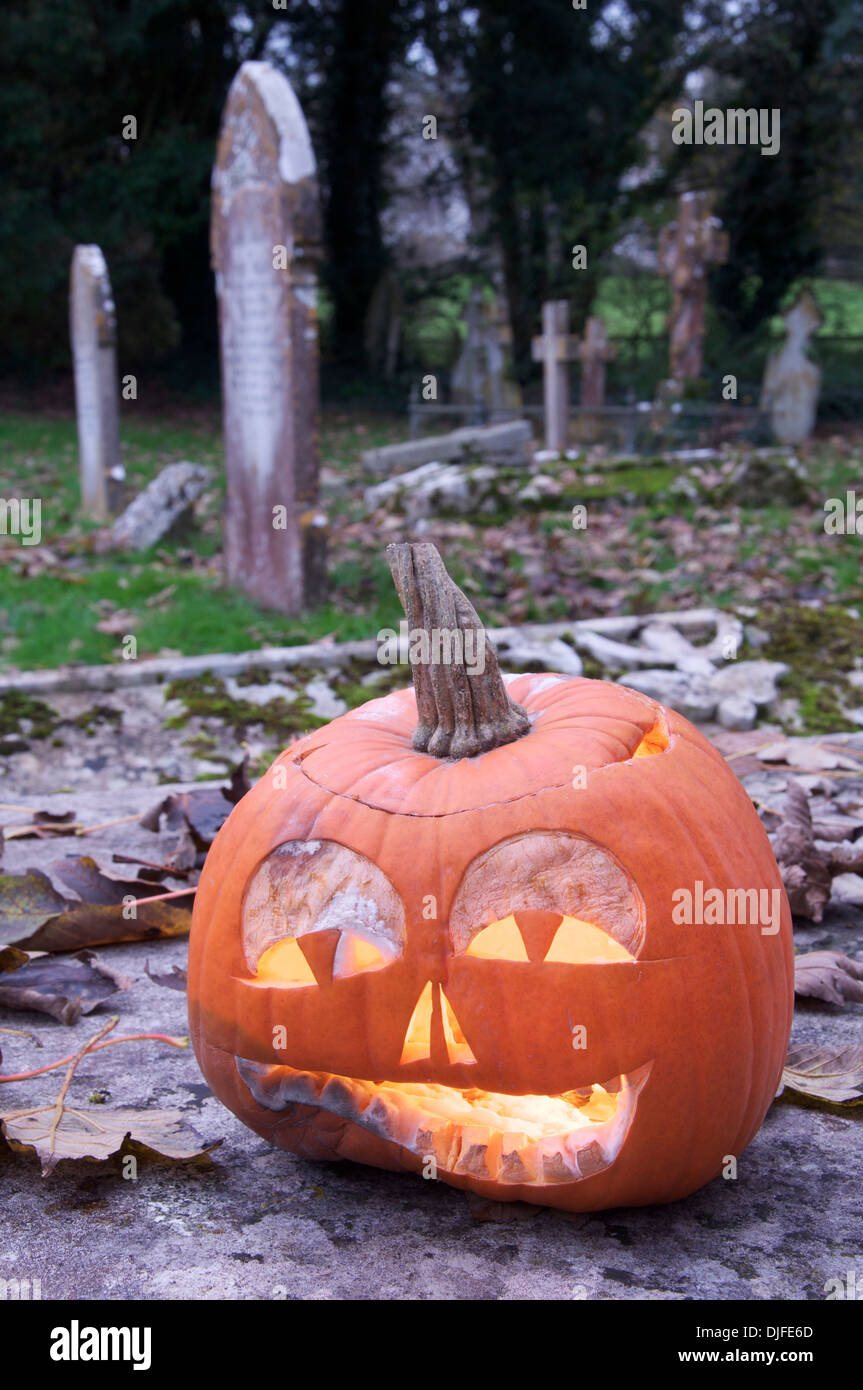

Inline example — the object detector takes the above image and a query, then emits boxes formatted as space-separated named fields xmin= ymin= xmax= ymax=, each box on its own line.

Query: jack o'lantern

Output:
xmin=188 ymin=543 xmax=793 ymax=1212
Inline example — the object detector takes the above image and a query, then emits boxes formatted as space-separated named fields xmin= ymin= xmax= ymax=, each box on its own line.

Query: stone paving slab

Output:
xmin=1 ymin=784 xmax=861 ymax=1300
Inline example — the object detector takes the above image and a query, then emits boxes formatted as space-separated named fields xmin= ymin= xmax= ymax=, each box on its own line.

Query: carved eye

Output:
xmin=544 ymin=918 xmax=635 ymax=964
xmin=464 ymin=913 xmax=635 ymax=963
xmin=465 ymin=915 xmax=529 ymax=961
xmin=452 ymin=833 xmax=645 ymax=962
xmin=243 ymin=841 xmax=405 ymax=986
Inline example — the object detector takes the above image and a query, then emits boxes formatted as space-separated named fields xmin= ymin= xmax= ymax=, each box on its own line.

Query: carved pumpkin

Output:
xmin=188 ymin=544 xmax=793 ymax=1212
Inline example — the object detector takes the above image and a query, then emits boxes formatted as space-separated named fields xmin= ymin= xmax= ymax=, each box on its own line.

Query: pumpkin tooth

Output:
xmin=498 ymin=1135 xmax=535 ymax=1183
xmin=540 ymin=1147 xmax=577 ymax=1183
xmin=318 ymin=1076 xmax=361 ymax=1119
xmin=575 ymin=1139 xmax=608 ymax=1178
xmin=235 ymin=1059 xmax=651 ymax=1187
xmin=362 ymin=1094 xmax=397 ymax=1140
xmin=453 ymin=1126 xmax=491 ymax=1178
xmin=432 ymin=1122 xmax=461 ymax=1170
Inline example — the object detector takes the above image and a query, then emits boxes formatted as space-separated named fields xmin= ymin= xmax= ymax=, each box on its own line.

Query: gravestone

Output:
xmin=760 ymin=289 xmax=823 ymax=444
xmin=69 ymin=245 xmax=124 ymax=519
xmin=658 ymin=192 xmax=728 ymax=384
xmin=211 ymin=61 xmax=327 ymax=614
xmin=571 ymin=315 xmax=616 ymax=444
xmin=531 ymin=300 xmax=579 ymax=451
xmin=578 ymin=316 xmax=615 ymax=410
xmin=451 ymin=288 xmax=521 ymax=422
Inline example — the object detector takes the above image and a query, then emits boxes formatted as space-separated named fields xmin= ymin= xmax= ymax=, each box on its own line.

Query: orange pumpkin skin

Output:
xmin=188 ymin=673 xmax=793 ymax=1212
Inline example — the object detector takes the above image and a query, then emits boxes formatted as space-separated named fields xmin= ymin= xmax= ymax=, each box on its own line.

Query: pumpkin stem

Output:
xmin=386 ymin=542 xmax=530 ymax=759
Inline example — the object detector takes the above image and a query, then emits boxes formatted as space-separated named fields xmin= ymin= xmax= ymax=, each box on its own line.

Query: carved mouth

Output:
xmin=236 ymin=1057 xmax=652 ymax=1186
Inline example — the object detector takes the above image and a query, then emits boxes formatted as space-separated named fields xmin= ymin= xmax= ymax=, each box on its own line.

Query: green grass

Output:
xmin=0 ymin=407 xmax=410 ymax=669
xmin=1 ymin=407 xmax=862 ymax=739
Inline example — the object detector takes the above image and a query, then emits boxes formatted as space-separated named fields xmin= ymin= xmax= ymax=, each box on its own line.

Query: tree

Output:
xmin=693 ymin=0 xmax=863 ymax=336
xmin=279 ymin=0 xmax=423 ymax=369
xmin=0 ymin=0 xmax=240 ymax=376
xmin=423 ymin=1 xmax=689 ymax=378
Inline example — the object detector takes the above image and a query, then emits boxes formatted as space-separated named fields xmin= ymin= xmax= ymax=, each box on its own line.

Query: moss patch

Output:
xmin=757 ymin=603 xmax=863 ymax=734
xmin=163 ymin=673 xmax=321 ymax=742
xmin=0 ymin=691 xmax=61 ymax=752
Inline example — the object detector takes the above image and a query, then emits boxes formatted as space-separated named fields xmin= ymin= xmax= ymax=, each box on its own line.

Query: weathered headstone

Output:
xmin=452 ymin=288 xmax=521 ymax=421
xmin=531 ymin=300 xmax=579 ymax=451
xmin=658 ymin=192 xmax=729 ymax=384
xmin=760 ymin=289 xmax=823 ymax=444
xmin=211 ymin=61 xmax=327 ymax=614
xmin=107 ymin=462 xmax=213 ymax=552
xmin=69 ymin=245 xmax=124 ymax=519
xmin=578 ymin=316 xmax=615 ymax=410
xmin=362 ymin=420 xmax=533 ymax=476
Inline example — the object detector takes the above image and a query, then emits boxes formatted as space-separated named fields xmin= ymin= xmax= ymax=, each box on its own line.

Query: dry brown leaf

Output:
xmin=794 ymin=951 xmax=863 ymax=1006
xmin=1 ymin=810 xmax=79 ymax=841
xmin=1 ymin=857 xmax=192 ymax=952
xmin=0 ymin=1016 xmax=217 ymax=1173
xmin=760 ymin=741 xmax=861 ymax=773
xmin=141 ymin=759 xmax=249 ymax=849
xmin=95 ymin=608 xmax=140 ymax=635
xmin=0 ymin=1105 xmax=219 ymax=1175
xmin=13 ymin=900 xmax=192 ymax=953
xmin=144 ymin=960 xmax=187 ymax=993
xmin=0 ymin=950 xmax=133 ymax=1025
xmin=0 ymin=867 xmax=69 ymax=937
xmin=779 ymin=1044 xmax=863 ymax=1105
xmin=770 ymin=783 xmax=833 ymax=921
xmin=0 ymin=945 xmax=30 ymax=974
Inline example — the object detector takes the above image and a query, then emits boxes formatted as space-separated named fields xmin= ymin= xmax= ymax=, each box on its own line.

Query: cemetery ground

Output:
xmin=2 ymin=405 xmax=863 ymax=1299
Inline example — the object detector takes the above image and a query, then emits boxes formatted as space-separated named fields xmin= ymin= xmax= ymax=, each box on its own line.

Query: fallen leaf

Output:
xmin=0 ymin=945 xmax=30 ymax=974
xmin=1 ymin=810 xmax=80 ymax=841
xmin=0 ymin=868 xmax=69 ymax=936
xmin=0 ymin=1105 xmax=220 ymax=1175
xmin=779 ymin=1044 xmax=863 ymax=1105
xmin=0 ymin=950 xmax=132 ymax=1025
xmin=95 ymin=609 xmax=140 ymax=635
xmin=51 ymin=856 xmax=167 ymax=903
xmin=145 ymin=960 xmax=187 ymax=993
xmin=141 ymin=759 xmax=249 ymax=849
xmin=794 ymin=951 xmax=863 ymax=1006
xmin=770 ymin=783 xmax=833 ymax=921
xmin=760 ymin=740 xmax=861 ymax=772
xmin=9 ymin=900 xmax=191 ymax=953
xmin=0 ymin=857 xmax=192 ymax=952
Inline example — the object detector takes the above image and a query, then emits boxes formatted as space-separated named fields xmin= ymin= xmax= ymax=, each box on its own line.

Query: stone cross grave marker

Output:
xmin=578 ymin=315 xmax=615 ymax=410
xmin=211 ymin=60 xmax=327 ymax=614
xmin=760 ymin=289 xmax=823 ymax=444
xmin=531 ymin=300 xmax=580 ymax=451
xmin=69 ymin=245 xmax=124 ymax=519
xmin=658 ymin=192 xmax=728 ymax=384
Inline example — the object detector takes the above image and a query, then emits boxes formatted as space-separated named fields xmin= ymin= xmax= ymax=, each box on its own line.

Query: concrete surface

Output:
xmin=1 ymin=784 xmax=862 ymax=1301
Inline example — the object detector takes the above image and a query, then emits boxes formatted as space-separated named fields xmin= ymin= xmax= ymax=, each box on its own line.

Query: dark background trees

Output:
xmin=0 ymin=0 xmax=861 ymax=387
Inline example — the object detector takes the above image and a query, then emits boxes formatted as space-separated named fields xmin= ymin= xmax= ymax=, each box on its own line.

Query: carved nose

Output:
xmin=400 ymin=981 xmax=476 ymax=1068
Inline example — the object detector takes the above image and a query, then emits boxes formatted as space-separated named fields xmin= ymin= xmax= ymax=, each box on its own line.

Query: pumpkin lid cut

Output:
xmin=284 ymin=542 xmax=674 ymax=815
